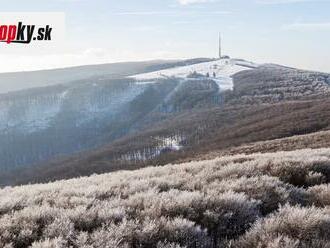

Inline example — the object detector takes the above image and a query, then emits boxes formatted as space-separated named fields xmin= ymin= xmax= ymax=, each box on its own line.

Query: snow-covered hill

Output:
xmin=131 ymin=58 xmax=259 ymax=91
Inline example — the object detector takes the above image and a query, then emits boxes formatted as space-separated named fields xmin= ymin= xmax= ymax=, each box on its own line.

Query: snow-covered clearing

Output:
xmin=131 ymin=58 xmax=259 ymax=91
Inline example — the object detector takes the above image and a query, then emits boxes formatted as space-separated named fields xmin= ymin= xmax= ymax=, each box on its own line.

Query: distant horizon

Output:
xmin=0 ymin=56 xmax=329 ymax=75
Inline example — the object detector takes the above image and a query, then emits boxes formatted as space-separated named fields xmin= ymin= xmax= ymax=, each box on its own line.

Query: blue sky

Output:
xmin=0 ymin=0 xmax=330 ymax=72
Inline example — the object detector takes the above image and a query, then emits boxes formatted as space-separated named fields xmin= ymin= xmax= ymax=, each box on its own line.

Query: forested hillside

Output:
xmin=1 ymin=61 xmax=330 ymax=186
xmin=0 ymin=59 xmax=218 ymax=174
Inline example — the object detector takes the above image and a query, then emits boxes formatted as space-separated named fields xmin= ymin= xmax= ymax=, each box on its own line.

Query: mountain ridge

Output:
xmin=1 ymin=58 xmax=329 ymax=186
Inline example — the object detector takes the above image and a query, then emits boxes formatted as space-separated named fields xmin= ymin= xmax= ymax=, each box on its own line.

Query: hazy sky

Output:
xmin=0 ymin=0 xmax=330 ymax=73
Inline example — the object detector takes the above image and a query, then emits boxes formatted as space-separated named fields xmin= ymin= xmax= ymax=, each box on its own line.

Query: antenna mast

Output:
xmin=219 ymin=33 xmax=222 ymax=59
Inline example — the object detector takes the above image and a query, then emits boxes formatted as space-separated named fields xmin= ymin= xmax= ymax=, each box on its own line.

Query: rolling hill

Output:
xmin=1 ymin=58 xmax=330 ymax=248
xmin=0 ymin=59 xmax=212 ymax=94
xmin=1 ymin=58 xmax=329 ymax=186
xmin=0 ymin=58 xmax=215 ymax=173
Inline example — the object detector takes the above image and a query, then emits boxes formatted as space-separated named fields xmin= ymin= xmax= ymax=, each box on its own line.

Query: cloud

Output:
xmin=130 ymin=25 xmax=160 ymax=32
xmin=177 ymin=0 xmax=329 ymax=4
xmin=283 ymin=22 xmax=330 ymax=31
xmin=177 ymin=0 xmax=216 ymax=5
xmin=256 ymin=0 xmax=329 ymax=4
xmin=114 ymin=10 xmax=231 ymax=16
xmin=114 ymin=11 xmax=175 ymax=16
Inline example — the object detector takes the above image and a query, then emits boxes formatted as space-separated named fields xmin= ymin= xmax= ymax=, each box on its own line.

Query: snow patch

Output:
xmin=135 ymin=80 xmax=157 ymax=85
xmin=157 ymin=136 xmax=183 ymax=152
xmin=118 ymin=135 xmax=184 ymax=162
xmin=131 ymin=58 xmax=258 ymax=92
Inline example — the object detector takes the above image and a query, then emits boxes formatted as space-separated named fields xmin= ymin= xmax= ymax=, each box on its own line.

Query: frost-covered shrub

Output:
xmin=30 ymin=237 xmax=67 ymax=248
xmin=200 ymin=191 xmax=260 ymax=238
xmin=304 ymin=171 xmax=326 ymax=187
xmin=307 ymin=184 xmax=330 ymax=207
xmin=157 ymin=241 xmax=186 ymax=248
xmin=78 ymin=217 xmax=207 ymax=248
xmin=1 ymin=148 xmax=330 ymax=247
xmin=235 ymin=205 xmax=330 ymax=248
xmin=205 ymin=176 xmax=307 ymax=214
xmin=262 ymin=160 xmax=327 ymax=187
xmin=0 ymin=206 xmax=60 ymax=247
xmin=312 ymin=161 xmax=330 ymax=183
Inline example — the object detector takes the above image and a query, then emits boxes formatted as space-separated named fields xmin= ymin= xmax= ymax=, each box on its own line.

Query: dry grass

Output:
xmin=1 ymin=148 xmax=330 ymax=247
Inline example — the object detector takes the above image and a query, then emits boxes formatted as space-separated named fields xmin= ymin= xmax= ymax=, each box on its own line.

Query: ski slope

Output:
xmin=131 ymin=58 xmax=258 ymax=91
